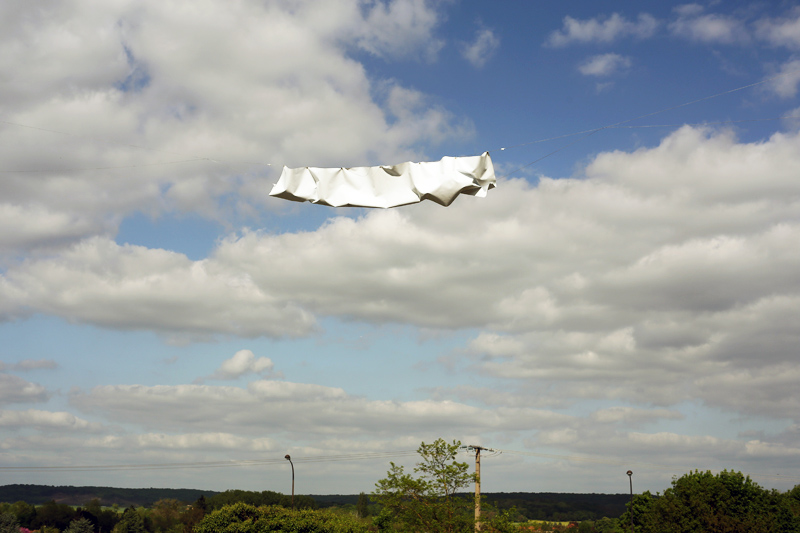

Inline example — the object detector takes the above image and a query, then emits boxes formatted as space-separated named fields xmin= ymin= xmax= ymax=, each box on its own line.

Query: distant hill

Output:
xmin=0 ymin=484 xmax=220 ymax=507
xmin=1 ymin=485 xmax=629 ymax=521
xmin=312 ymin=492 xmax=630 ymax=521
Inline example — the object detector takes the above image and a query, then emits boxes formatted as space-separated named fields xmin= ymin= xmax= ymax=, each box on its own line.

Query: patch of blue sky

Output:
xmin=115 ymin=211 xmax=225 ymax=260
xmin=350 ymin=0 xmax=796 ymax=182
xmin=115 ymin=45 xmax=151 ymax=93
xmin=245 ymin=318 xmax=481 ymax=402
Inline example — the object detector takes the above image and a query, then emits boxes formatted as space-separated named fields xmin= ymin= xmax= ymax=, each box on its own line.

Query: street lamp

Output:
xmin=285 ymin=454 xmax=295 ymax=510
xmin=627 ymin=470 xmax=633 ymax=532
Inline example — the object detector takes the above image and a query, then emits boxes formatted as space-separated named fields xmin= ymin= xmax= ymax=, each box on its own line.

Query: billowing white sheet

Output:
xmin=269 ymin=152 xmax=495 ymax=208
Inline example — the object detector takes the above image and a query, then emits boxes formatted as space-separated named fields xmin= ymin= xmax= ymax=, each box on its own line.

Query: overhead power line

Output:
xmin=2 ymin=446 xmax=796 ymax=486
xmin=496 ymin=70 xmax=800 ymax=178
xmin=0 ymin=450 xmax=420 ymax=473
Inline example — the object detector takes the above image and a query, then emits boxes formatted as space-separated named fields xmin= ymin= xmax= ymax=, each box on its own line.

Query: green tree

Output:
xmin=356 ymin=492 xmax=369 ymax=519
xmin=594 ymin=517 xmax=622 ymax=533
xmin=372 ymin=438 xmax=476 ymax=533
xmin=65 ymin=517 xmax=97 ymax=533
xmin=112 ymin=506 xmax=147 ymax=533
xmin=9 ymin=500 xmax=36 ymax=528
xmin=618 ymin=491 xmax=655 ymax=532
xmin=636 ymin=470 xmax=799 ymax=533
xmin=0 ymin=512 xmax=20 ymax=533
xmin=206 ymin=489 xmax=315 ymax=511
xmin=194 ymin=503 xmax=369 ymax=533
xmin=33 ymin=499 xmax=78 ymax=531
xmin=150 ymin=498 xmax=182 ymax=533
xmin=179 ymin=496 xmax=206 ymax=533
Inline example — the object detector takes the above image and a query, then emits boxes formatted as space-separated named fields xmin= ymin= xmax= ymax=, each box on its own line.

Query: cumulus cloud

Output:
xmin=3 ymin=125 xmax=800 ymax=418
xmin=755 ymin=8 xmax=800 ymax=49
xmin=0 ymin=409 xmax=101 ymax=431
xmin=765 ymin=59 xmax=800 ymax=98
xmin=0 ymin=238 xmax=317 ymax=341
xmin=69 ymin=379 xmax=569 ymax=438
xmin=353 ymin=0 xmax=444 ymax=61
xmin=0 ymin=360 xmax=58 ymax=372
xmin=201 ymin=349 xmax=275 ymax=381
xmin=546 ymin=13 xmax=658 ymax=47
xmin=0 ymin=0 xmax=463 ymax=256
xmin=669 ymin=4 xmax=749 ymax=44
xmin=86 ymin=432 xmax=277 ymax=452
xmin=578 ymin=53 xmax=631 ymax=76
xmin=0 ymin=374 xmax=49 ymax=405
xmin=461 ymin=28 xmax=500 ymax=68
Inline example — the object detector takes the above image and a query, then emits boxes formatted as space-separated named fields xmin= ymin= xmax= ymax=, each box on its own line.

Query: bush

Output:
xmin=193 ymin=503 xmax=370 ymax=533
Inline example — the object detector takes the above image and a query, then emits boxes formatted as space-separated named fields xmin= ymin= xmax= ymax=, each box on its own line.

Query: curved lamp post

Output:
xmin=285 ymin=454 xmax=295 ymax=510
xmin=627 ymin=470 xmax=633 ymax=532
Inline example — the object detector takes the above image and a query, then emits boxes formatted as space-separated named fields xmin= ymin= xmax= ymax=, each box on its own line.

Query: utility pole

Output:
xmin=463 ymin=445 xmax=494 ymax=532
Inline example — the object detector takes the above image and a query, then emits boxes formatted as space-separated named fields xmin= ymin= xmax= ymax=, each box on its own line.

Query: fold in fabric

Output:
xmin=269 ymin=152 xmax=496 ymax=208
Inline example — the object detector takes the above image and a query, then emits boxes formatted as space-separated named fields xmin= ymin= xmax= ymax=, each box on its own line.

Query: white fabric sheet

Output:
xmin=269 ymin=152 xmax=495 ymax=208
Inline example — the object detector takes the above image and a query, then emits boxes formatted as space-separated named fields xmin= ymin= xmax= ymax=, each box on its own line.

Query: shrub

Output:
xmin=193 ymin=503 xmax=370 ymax=533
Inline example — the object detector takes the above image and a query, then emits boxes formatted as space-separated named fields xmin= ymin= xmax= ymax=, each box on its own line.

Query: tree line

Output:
xmin=3 ymin=440 xmax=800 ymax=532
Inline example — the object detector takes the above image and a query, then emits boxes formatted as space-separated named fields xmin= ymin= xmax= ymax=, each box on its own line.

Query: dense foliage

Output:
xmin=0 ymin=485 xmax=216 ymax=507
xmin=206 ymin=489 xmax=316 ymax=511
xmin=372 ymin=439 xmax=475 ymax=533
xmin=372 ymin=438 xmax=517 ymax=533
xmin=485 ymin=493 xmax=628 ymax=522
xmin=194 ymin=503 xmax=369 ymax=533
xmin=0 ymin=497 xmax=207 ymax=533
xmin=621 ymin=470 xmax=800 ymax=533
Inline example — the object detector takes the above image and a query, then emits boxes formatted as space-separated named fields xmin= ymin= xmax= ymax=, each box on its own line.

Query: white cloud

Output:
xmin=0 ymin=374 xmax=49 ymax=406
xmin=0 ymin=360 xmax=58 ymax=372
xmin=353 ymin=0 xmax=444 ymax=61
xmin=0 ymin=409 xmax=101 ymax=432
xmin=590 ymin=406 xmax=684 ymax=426
xmin=86 ymin=432 xmax=277 ymax=451
xmin=755 ymin=8 xmax=800 ymax=49
xmin=546 ymin=13 xmax=658 ymax=47
xmin=3 ymin=126 xmax=800 ymax=412
xmin=205 ymin=349 xmax=275 ymax=381
xmin=669 ymin=5 xmax=749 ymax=44
xmin=578 ymin=53 xmax=631 ymax=76
xmin=0 ymin=238 xmax=317 ymax=341
xmin=69 ymin=379 xmax=569 ymax=439
xmin=765 ymin=59 xmax=800 ymax=98
xmin=461 ymin=28 xmax=500 ymax=68
xmin=0 ymin=0 xmax=463 ymax=256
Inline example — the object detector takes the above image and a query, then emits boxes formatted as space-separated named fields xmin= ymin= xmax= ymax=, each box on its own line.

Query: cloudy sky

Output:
xmin=2 ymin=0 xmax=800 ymax=497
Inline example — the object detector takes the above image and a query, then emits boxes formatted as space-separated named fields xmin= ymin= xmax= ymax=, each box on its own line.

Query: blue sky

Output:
xmin=2 ymin=0 xmax=800 ymax=497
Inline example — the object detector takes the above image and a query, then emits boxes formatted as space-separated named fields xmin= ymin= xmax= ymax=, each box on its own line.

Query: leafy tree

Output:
xmin=788 ymin=485 xmax=800 ymax=519
xmin=372 ymin=438 xmax=474 ymax=533
xmin=32 ymin=499 xmax=78 ymax=531
xmin=112 ymin=506 xmax=146 ymax=533
xmin=193 ymin=495 xmax=207 ymax=513
xmin=634 ymin=470 xmax=799 ymax=533
xmin=194 ymin=503 xmax=370 ymax=533
xmin=372 ymin=438 xmax=515 ymax=533
xmin=206 ymin=489 xmax=315 ymax=511
xmin=65 ymin=517 xmax=97 ymax=533
xmin=618 ymin=491 xmax=655 ymax=532
xmin=0 ymin=512 xmax=20 ymax=533
xmin=81 ymin=499 xmax=119 ymax=533
xmin=594 ymin=517 xmax=622 ymax=533
xmin=179 ymin=497 xmax=207 ymax=533
xmin=150 ymin=498 xmax=182 ymax=533
xmin=9 ymin=500 xmax=37 ymax=528
xmin=356 ymin=492 xmax=369 ymax=519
